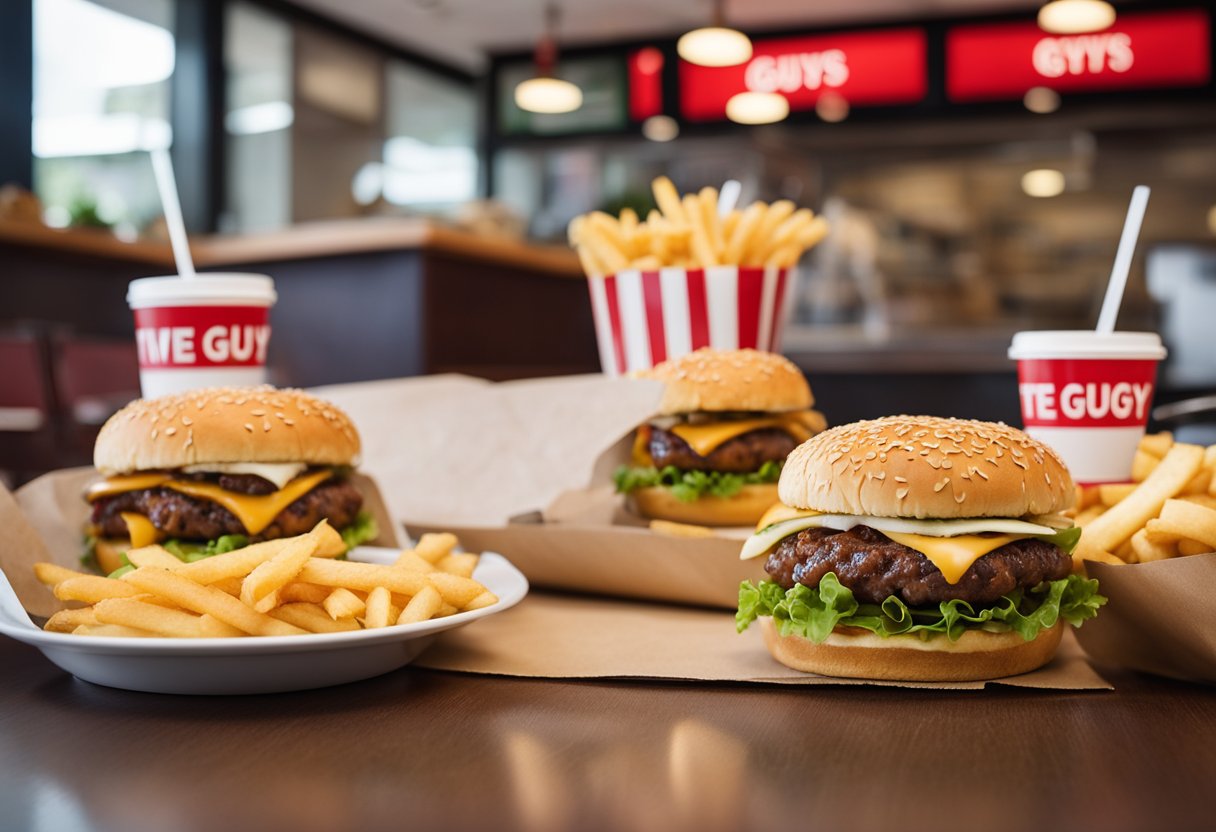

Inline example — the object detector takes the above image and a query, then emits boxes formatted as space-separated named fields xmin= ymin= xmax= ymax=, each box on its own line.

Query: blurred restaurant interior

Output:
xmin=1 ymin=0 xmax=1214 ymax=479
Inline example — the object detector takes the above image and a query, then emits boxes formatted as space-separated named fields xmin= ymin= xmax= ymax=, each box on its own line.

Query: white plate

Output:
xmin=0 ymin=547 xmax=528 ymax=695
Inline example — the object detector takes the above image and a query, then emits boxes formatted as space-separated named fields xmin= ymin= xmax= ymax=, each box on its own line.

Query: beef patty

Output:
xmin=647 ymin=426 xmax=797 ymax=473
xmin=765 ymin=525 xmax=1072 ymax=607
xmin=92 ymin=476 xmax=363 ymax=541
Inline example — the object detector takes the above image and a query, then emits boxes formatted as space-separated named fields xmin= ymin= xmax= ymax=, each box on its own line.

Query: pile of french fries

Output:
xmin=33 ymin=521 xmax=497 ymax=638
xmin=1072 ymin=433 xmax=1216 ymax=566
xmin=568 ymin=176 xmax=830 ymax=276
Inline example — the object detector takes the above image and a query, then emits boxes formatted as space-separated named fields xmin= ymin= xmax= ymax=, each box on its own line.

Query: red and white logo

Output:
xmin=134 ymin=306 xmax=272 ymax=369
xmin=1016 ymin=359 xmax=1158 ymax=428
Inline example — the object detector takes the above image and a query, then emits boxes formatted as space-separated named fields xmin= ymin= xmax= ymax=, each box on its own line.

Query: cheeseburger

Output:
xmin=85 ymin=386 xmax=376 ymax=574
xmin=736 ymin=416 xmax=1105 ymax=681
xmin=615 ymin=348 xmax=826 ymax=527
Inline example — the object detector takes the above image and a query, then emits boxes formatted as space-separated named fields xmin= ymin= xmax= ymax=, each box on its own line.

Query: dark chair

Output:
xmin=0 ymin=329 xmax=60 ymax=483
xmin=51 ymin=333 xmax=141 ymax=465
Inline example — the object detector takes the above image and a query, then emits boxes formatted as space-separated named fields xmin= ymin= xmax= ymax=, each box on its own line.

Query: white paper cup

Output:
xmin=1008 ymin=331 xmax=1167 ymax=485
xmin=127 ymin=273 xmax=277 ymax=398
xmin=587 ymin=266 xmax=796 ymax=376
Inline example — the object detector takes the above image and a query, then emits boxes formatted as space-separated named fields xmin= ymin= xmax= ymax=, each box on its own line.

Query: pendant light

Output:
xmin=515 ymin=4 xmax=582 ymax=115
xmin=1037 ymin=0 xmax=1116 ymax=34
xmin=678 ymin=0 xmax=752 ymax=67
xmin=725 ymin=91 xmax=788 ymax=125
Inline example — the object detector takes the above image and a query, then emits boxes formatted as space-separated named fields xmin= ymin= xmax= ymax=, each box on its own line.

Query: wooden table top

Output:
xmin=0 ymin=636 xmax=1211 ymax=832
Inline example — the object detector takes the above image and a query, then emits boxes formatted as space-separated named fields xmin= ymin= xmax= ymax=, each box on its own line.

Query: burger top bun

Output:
xmin=94 ymin=386 xmax=361 ymax=475
xmin=640 ymin=348 xmax=813 ymax=415
xmin=779 ymin=415 xmax=1074 ymax=519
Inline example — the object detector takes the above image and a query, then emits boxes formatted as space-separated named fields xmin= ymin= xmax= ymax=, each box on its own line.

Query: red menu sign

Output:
xmin=947 ymin=9 xmax=1211 ymax=102
xmin=679 ymin=28 xmax=927 ymax=122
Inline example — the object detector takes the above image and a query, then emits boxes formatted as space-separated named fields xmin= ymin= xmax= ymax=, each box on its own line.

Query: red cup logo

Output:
xmin=134 ymin=306 xmax=271 ymax=369
xmin=1016 ymin=358 xmax=1158 ymax=428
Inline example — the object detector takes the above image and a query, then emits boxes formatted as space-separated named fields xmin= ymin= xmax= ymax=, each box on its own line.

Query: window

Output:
xmin=32 ymin=0 xmax=174 ymax=233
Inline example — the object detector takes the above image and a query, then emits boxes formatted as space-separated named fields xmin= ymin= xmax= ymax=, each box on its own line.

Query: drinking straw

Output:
xmin=150 ymin=148 xmax=197 ymax=279
xmin=718 ymin=179 xmax=742 ymax=217
xmin=1096 ymin=185 xmax=1150 ymax=333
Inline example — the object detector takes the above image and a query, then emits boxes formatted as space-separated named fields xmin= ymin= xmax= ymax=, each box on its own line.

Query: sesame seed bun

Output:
xmin=778 ymin=415 xmax=1074 ymax=519
xmin=628 ymin=484 xmax=779 ymax=527
xmin=94 ymin=387 xmax=361 ymax=475
xmin=760 ymin=618 xmax=1063 ymax=682
xmin=639 ymin=349 xmax=812 ymax=415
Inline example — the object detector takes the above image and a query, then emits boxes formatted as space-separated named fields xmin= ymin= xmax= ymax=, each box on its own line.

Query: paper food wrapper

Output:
xmin=318 ymin=374 xmax=764 ymax=609
xmin=588 ymin=266 xmax=796 ymax=376
xmin=415 ymin=592 xmax=1111 ymax=691
xmin=1 ymin=468 xmax=401 ymax=621
xmin=1074 ymin=554 xmax=1216 ymax=685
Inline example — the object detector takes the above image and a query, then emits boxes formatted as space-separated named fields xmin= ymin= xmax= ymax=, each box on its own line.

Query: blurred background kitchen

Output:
xmin=1 ymin=0 xmax=1214 ymax=479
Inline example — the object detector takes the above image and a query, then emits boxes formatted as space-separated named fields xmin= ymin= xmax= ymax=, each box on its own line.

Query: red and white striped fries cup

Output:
xmin=1009 ymin=331 xmax=1167 ymax=486
xmin=587 ymin=266 xmax=796 ymax=375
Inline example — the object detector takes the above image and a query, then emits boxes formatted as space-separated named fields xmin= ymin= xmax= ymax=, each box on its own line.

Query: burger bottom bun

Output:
xmin=760 ymin=618 xmax=1064 ymax=682
xmin=629 ymin=484 xmax=778 ymax=528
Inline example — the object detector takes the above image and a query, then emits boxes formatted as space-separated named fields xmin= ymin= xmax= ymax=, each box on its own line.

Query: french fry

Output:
xmin=297 ymin=559 xmax=432 ymax=596
xmin=211 ymin=576 xmax=244 ymax=596
xmin=463 ymin=591 xmax=500 ymax=611
xmin=363 ymin=587 xmax=393 ymax=629
xmin=1074 ymin=505 xmax=1107 ymax=527
xmin=436 ymin=553 xmax=479 ymax=578
xmin=54 ymin=575 xmax=141 ymax=604
xmin=1130 ymin=528 xmax=1174 ymax=563
xmin=73 ymin=623 xmax=153 ymax=638
xmin=649 ymin=519 xmax=715 ymax=538
xmin=1183 ymin=468 xmax=1212 ymax=495
xmin=279 ymin=582 xmax=332 ymax=604
xmin=394 ymin=549 xmax=433 ymax=573
xmin=123 ymin=567 xmax=305 ymax=637
xmin=1155 ymin=499 xmax=1216 ymax=549
xmin=746 ymin=200 xmax=795 ymax=263
xmin=239 ymin=523 xmax=325 ymax=612
xmin=44 ymin=607 xmax=100 ymax=633
xmin=125 ymin=545 xmax=183 ymax=569
xmin=698 ymin=186 xmax=724 ymax=256
xmin=1077 ymin=485 xmax=1102 ymax=511
xmin=1139 ymin=432 xmax=1174 ymax=458
xmin=175 ymin=538 xmax=294 ymax=585
xmin=651 ymin=176 xmax=687 ymax=225
xmin=629 ymin=255 xmax=664 ymax=270
xmin=1131 ymin=450 xmax=1160 ymax=483
xmin=756 ymin=208 xmax=813 ymax=263
xmin=586 ymin=211 xmax=628 ymax=253
xmin=270 ymin=603 xmax=359 ymax=634
xmin=764 ymin=244 xmax=801 ymax=268
xmin=323 ymin=588 xmax=365 ymax=621
xmin=1098 ymin=483 xmax=1137 ymax=506
xmin=797 ymin=216 xmax=830 ymax=251
xmin=397 ymin=585 xmax=442 ymax=625
xmin=682 ymin=193 xmax=718 ymax=268
xmin=34 ymin=562 xmax=89 ymax=587
xmin=721 ymin=209 xmax=741 ymax=243
xmin=415 ymin=533 xmax=459 ymax=564
xmin=428 ymin=572 xmax=485 ymax=609
xmin=94 ymin=598 xmax=204 ymax=639
xmin=1075 ymin=443 xmax=1204 ymax=559
xmin=1177 ymin=539 xmax=1212 ymax=557
xmin=199 ymin=614 xmax=245 ymax=638
xmin=723 ymin=202 xmax=766 ymax=264
xmin=1180 ymin=494 xmax=1216 ymax=511
xmin=575 ymin=245 xmax=604 ymax=278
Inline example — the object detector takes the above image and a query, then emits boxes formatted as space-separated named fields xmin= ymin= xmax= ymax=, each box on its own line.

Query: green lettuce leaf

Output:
xmin=340 ymin=512 xmax=379 ymax=552
xmin=737 ymin=572 xmax=1105 ymax=643
xmin=614 ymin=460 xmax=782 ymax=503
xmin=162 ymin=534 xmax=250 ymax=563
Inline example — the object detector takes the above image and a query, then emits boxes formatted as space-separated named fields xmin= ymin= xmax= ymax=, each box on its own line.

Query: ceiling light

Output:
xmin=815 ymin=92 xmax=849 ymax=123
xmin=641 ymin=115 xmax=679 ymax=142
xmin=726 ymin=91 xmax=788 ymax=125
xmin=515 ymin=77 xmax=582 ymax=114
xmin=1022 ymin=169 xmax=1066 ymax=198
xmin=514 ymin=4 xmax=582 ymax=115
xmin=677 ymin=0 xmax=752 ymax=67
xmin=1023 ymin=86 xmax=1061 ymax=114
xmin=1037 ymin=0 xmax=1116 ymax=34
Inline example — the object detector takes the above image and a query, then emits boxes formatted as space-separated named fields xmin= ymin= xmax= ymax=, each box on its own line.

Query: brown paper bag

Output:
xmin=415 ymin=592 xmax=1112 ymax=690
xmin=1074 ymin=554 xmax=1216 ymax=685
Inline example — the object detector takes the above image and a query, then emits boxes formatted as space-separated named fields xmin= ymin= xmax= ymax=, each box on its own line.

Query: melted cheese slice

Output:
xmin=165 ymin=469 xmax=332 ymax=535
xmin=180 ymin=462 xmax=307 ymax=489
xmin=881 ymin=531 xmax=1027 ymax=584
xmin=120 ymin=512 xmax=162 ymax=548
xmin=670 ymin=411 xmax=822 ymax=457
xmin=86 ymin=473 xmax=171 ymax=501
